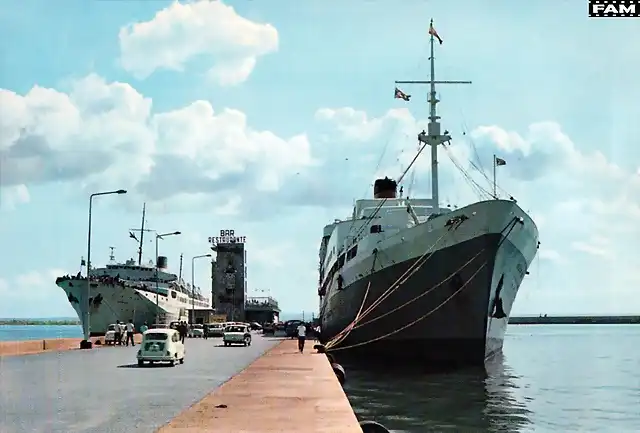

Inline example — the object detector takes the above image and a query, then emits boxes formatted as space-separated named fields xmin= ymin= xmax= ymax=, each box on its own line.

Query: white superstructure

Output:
xmin=56 ymin=203 xmax=211 ymax=335
xmin=57 ymin=253 xmax=210 ymax=334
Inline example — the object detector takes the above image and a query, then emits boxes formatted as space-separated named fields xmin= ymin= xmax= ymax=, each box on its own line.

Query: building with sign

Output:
xmin=210 ymin=240 xmax=247 ymax=321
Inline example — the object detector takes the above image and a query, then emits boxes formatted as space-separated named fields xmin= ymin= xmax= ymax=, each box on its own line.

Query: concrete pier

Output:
xmin=0 ymin=335 xmax=143 ymax=357
xmin=158 ymin=339 xmax=361 ymax=433
xmin=0 ymin=336 xmax=279 ymax=433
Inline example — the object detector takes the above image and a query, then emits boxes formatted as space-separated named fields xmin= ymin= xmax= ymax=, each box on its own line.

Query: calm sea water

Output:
xmin=0 ymin=325 xmax=82 ymax=341
xmin=343 ymin=325 xmax=640 ymax=432
xmin=2 ymin=324 xmax=638 ymax=431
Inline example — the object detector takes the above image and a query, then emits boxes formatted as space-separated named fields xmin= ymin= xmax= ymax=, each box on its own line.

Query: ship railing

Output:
xmin=245 ymin=296 xmax=279 ymax=309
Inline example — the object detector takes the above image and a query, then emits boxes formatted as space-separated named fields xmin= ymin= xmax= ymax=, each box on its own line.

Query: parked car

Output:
xmin=262 ymin=323 xmax=275 ymax=335
xmin=223 ymin=325 xmax=252 ymax=347
xmin=284 ymin=320 xmax=303 ymax=338
xmin=188 ymin=324 xmax=204 ymax=338
xmin=208 ymin=323 xmax=225 ymax=337
xmin=249 ymin=322 xmax=263 ymax=331
xmin=137 ymin=328 xmax=185 ymax=367
xmin=104 ymin=324 xmax=121 ymax=345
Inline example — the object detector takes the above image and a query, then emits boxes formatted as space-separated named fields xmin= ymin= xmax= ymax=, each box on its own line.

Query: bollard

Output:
xmin=314 ymin=344 xmax=326 ymax=353
xmin=331 ymin=362 xmax=346 ymax=385
xmin=359 ymin=420 xmax=391 ymax=433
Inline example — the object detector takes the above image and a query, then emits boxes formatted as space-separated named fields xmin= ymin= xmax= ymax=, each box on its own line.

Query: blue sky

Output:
xmin=1 ymin=0 xmax=639 ymax=318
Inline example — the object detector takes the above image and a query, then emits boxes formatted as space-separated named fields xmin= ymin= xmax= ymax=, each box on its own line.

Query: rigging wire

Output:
xmin=443 ymin=146 xmax=493 ymax=200
xmin=353 ymin=248 xmax=486 ymax=330
xmin=327 ymin=217 xmax=521 ymax=352
xmin=324 ymin=227 xmax=451 ymax=349
xmin=347 ymin=139 xmax=429 ymax=246
xmin=342 ymin=125 xmax=402 ymax=238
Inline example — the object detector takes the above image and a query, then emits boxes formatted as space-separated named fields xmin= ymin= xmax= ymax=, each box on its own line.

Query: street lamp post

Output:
xmin=191 ymin=254 xmax=211 ymax=326
xmin=80 ymin=189 xmax=127 ymax=350
xmin=155 ymin=231 xmax=181 ymax=326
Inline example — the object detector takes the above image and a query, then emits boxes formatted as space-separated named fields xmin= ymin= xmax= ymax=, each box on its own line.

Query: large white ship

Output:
xmin=56 ymin=206 xmax=210 ymax=335
xmin=318 ymin=20 xmax=540 ymax=367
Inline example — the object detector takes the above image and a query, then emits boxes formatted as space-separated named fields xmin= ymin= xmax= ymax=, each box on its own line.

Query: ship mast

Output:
xmin=395 ymin=18 xmax=472 ymax=214
xmin=137 ymin=203 xmax=146 ymax=265
xmin=130 ymin=203 xmax=153 ymax=266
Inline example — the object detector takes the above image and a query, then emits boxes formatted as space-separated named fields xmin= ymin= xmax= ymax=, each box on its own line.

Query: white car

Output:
xmin=104 ymin=324 xmax=122 ymax=345
xmin=208 ymin=323 xmax=225 ymax=337
xmin=223 ymin=325 xmax=252 ymax=347
xmin=188 ymin=324 xmax=204 ymax=338
xmin=137 ymin=328 xmax=185 ymax=367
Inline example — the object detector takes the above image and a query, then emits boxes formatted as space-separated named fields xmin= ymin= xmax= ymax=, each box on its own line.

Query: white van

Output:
xmin=137 ymin=328 xmax=185 ymax=367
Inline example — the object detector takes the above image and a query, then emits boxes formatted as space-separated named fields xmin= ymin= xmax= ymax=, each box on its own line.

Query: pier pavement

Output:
xmin=158 ymin=339 xmax=361 ymax=433
xmin=0 ymin=335 xmax=279 ymax=433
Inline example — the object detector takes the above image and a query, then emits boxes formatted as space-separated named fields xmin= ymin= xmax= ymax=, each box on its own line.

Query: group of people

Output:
xmin=170 ymin=321 xmax=196 ymax=343
xmin=112 ymin=319 xmax=145 ymax=346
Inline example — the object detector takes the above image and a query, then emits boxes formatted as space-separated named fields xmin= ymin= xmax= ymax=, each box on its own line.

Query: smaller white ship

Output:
xmin=56 ymin=205 xmax=210 ymax=335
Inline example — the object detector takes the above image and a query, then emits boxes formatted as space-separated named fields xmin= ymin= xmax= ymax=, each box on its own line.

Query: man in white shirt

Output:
xmin=125 ymin=319 xmax=135 ymax=346
xmin=297 ymin=323 xmax=307 ymax=353
xmin=114 ymin=320 xmax=122 ymax=345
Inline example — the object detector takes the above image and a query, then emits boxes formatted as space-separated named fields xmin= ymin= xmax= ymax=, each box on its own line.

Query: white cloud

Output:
xmin=0 ymin=184 xmax=30 ymax=210
xmin=538 ymin=248 xmax=563 ymax=263
xmin=118 ymin=0 xmax=278 ymax=84
xmin=0 ymin=269 xmax=72 ymax=318
xmin=313 ymin=106 xmax=640 ymax=300
xmin=0 ymin=74 xmax=315 ymax=215
xmin=571 ymin=239 xmax=613 ymax=259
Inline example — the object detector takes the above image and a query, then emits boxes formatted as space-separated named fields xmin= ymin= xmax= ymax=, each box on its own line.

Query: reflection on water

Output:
xmin=342 ymin=353 xmax=532 ymax=432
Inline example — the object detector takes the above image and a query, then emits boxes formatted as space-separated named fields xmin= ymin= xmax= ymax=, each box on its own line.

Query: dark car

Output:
xmin=249 ymin=322 xmax=263 ymax=331
xmin=262 ymin=323 xmax=275 ymax=335
xmin=284 ymin=320 xmax=303 ymax=338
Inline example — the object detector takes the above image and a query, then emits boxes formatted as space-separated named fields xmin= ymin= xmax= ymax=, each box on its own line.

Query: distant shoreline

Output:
xmin=510 ymin=316 xmax=640 ymax=325
xmin=1 ymin=316 xmax=638 ymax=327
xmin=0 ymin=319 xmax=80 ymax=326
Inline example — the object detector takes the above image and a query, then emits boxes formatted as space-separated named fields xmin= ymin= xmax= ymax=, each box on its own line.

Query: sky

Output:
xmin=0 ymin=0 xmax=639 ymax=318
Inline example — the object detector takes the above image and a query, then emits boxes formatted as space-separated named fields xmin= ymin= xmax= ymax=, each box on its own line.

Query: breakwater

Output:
xmin=510 ymin=316 xmax=640 ymax=324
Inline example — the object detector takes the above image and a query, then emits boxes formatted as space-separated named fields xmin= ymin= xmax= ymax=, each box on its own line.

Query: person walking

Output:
xmin=297 ymin=322 xmax=307 ymax=353
xmin=125 ymin=319 xmax=135 ymax=346
xmin=114 ymin=320 xmax=122 ymax=346
xmin=140 ymin=322 xmax=148 ymax=334
xmin=119 ymin=321 xmax=126 ymax=345
xmin=179 ymin=321 xmax=186 ymax=344
xmin=203 ymin=323 xmax=209 ymax=340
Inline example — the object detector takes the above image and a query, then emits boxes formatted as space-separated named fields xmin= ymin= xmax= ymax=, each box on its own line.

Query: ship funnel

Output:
xmin=373 ymin=177 xmax=397 ymax=199
xmin=157 ymin=256 xmax=168 ymax=270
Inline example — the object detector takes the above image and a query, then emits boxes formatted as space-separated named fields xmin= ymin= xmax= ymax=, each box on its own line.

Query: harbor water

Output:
xmin=343 ymin=325 xmax=640 ymax=432
xmin=0 ymin=325 xmax=82 ymax=341
xmin=2 ymin=324 xmax=638 ymax=432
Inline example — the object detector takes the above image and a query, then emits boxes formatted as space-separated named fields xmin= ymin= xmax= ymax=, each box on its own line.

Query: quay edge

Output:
xmin=157 ymin=339 xmax=361 ymax=433
xmin=0 ymin=334 xmax=143 ymax=357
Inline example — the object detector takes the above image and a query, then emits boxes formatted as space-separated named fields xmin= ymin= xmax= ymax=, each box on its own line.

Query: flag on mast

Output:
xmin=429 ymin=23 xmax=443 ymax=44
xmin=394 ymin=87 xmax=411 ymax=101
xmin=495 ymin=157 xmax=507 ymax=166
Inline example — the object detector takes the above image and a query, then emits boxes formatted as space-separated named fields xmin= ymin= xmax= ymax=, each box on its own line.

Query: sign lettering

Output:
xmin=208 ymin=229 xmax=247 ymax=245
xmin=589 ymin=0 xmax=639 ymax=17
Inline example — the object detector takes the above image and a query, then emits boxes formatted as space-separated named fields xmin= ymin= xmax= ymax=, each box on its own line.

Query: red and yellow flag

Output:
xmin=429 ymin=23 xmax=443 ymax=44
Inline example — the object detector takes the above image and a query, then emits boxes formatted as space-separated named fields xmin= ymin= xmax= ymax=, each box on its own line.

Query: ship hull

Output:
xmin=56 ymin=279 xmax=188 ymax=336
xmin=320 ymin=200 xmax=538 ymax=367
